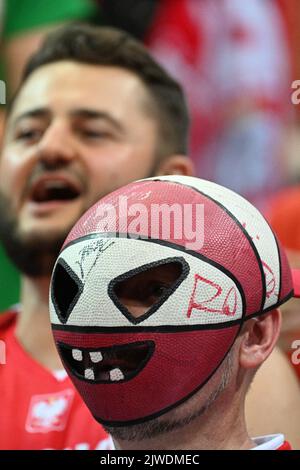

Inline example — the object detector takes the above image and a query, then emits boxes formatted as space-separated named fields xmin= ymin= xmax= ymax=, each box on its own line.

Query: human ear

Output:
xmin=239 ymin=310 xmax=282 ymax=370
xmin=155 ymin=154 xmax=194 ymax=177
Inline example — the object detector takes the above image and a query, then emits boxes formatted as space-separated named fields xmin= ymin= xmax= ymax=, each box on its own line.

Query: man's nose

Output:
xmin=36 ymin=121 xmax=77 ymax=167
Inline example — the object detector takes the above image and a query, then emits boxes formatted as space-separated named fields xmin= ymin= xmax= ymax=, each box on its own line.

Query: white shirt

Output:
xmin=252 ymin=434 xmax=285 ymax=450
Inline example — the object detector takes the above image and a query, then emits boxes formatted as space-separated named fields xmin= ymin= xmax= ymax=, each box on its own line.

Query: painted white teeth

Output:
xmin=109 ymin=368 xmax=124 ymax=382
xmin=72 ymin=349 xmax=82 ymax=361
xmin=90 ymin=351 xmax=103 ymax=363
xmin=84 ymin=368 xmax=95 ymax=380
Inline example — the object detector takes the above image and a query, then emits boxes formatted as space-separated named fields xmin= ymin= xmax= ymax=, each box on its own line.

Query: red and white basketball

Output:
xmin=50 ymin=176 xmax=294 ymax=425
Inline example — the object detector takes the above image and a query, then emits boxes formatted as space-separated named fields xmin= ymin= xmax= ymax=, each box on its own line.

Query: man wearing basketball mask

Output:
xmin=0 ymin=24 xmax=299 ymax=449
xmin=50 ymin=175 xmax=300 ymax=450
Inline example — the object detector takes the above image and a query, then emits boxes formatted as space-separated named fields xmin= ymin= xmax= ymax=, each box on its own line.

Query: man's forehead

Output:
xmin=10 ymin=61 xmax=151 ymax=119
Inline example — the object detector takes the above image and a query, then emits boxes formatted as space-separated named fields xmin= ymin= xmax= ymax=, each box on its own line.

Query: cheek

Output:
xmin=0 ymin=149 xmax=32 ymax=204
xmin=85 ymin=151 xmax=152 ymax=201
xmin=96 ymin=141 xmax=154 ymax=174
xmin=0 ymin=154 xmax=16 ymax=192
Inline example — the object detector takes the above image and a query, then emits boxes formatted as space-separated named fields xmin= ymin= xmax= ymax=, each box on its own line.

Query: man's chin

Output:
xmin=19 ymin=203 xmax=85 ymax=241
xmin=21 ymin=201 xmax=83 ymax=228
xmin=20 ymin=225 xmax=71 ymax=245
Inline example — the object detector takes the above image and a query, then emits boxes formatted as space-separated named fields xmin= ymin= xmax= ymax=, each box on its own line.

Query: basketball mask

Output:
xmin=50 ymin=176 xmax=299 ymax=426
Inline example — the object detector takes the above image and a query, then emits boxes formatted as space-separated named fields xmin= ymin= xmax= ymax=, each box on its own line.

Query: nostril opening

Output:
xmin=51 ymin=259 xmax=83 ymax=324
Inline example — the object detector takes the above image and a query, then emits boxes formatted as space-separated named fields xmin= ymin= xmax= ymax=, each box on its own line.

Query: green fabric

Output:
xmin=4 ymin=0 xmax=96 ymax=39
xmin=0 ymin=61 xmax=5 ymax=81
xmin=0 ymin=244 xmax=20 ymax=311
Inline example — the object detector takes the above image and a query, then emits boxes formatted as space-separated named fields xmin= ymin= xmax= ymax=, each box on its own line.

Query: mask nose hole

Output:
xmin=51 ymin=259 xmax=83 ymax=324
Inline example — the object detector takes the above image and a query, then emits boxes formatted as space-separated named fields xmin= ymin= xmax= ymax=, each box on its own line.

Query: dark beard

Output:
xmin=0 ymin=191 xmax=68 ymax=277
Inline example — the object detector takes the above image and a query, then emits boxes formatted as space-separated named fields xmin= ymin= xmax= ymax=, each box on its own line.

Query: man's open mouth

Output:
xmin=29 ymin=176 xmax=82 ymax=203
xmin=58 ymin=340 xmax=154 ymax=383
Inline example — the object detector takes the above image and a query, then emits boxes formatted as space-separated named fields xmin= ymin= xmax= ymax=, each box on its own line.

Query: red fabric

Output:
xmin=291 ymin=269 xmax=300 ymax=298
xmin=277 ymin=441 xmax=292 ymax=450
xmin=276 ymin=0 xmax=300 ymax=92
xmin=0 ymin=311 xmax=111 ymax=450
xmin=292 ymin=362 xmax=300 ymax=381
xmin=277 ymin=242 xmax=297 ymax=301
xmin=144 ymin=0 xmax=290 ymax=203
xmin=267 ymin=186 xmax=300 ymax=252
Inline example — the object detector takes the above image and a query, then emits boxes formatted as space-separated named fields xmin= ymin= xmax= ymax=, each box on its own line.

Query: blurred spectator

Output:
xmin=142 ymin=0 xmax=291 ymax=205
xmin=276 ymin=0 xmax=300 ymax=183
xmin=267 ymin=185 xmax=300 ymax=381
xmin=0 ymin=0 xmax=293 ymax=203
xmin=0 ymin=0 xmax=97 ymax=309
xmin=96 ymin=0 xmax=295 ymax=202
xmin=277 ymin=0 xmax=300 ymax=117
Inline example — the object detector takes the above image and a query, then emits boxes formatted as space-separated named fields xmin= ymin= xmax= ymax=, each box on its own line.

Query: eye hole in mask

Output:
xmin=112 ymin=260 xmax=184 ymax=323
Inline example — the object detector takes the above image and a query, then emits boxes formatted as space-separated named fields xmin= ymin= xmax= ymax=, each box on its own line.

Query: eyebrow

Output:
xmin=11 ymin=107 xmax=124 ymax=133
xmin=70 ymin=108 xmax=124 ymax=133
xmin=12 ymin=108 xmax=50 ymax=127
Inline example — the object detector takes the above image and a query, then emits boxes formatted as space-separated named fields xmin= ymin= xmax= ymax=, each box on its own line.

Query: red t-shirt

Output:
xmin=0 ymin=311 xmax=112 ymax=450
xmin=278 ymin=441 xmax=292 ymax=450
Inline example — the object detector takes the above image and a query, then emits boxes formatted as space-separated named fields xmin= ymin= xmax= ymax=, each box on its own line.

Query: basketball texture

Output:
xmin=50 ymin=176 xmax=293 ymax=425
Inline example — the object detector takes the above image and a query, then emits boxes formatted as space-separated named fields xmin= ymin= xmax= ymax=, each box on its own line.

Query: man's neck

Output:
xmin=113 ymin=394 xmax=254 ymax=450
xmin=15 ymin=276 xmax=63 ymax=370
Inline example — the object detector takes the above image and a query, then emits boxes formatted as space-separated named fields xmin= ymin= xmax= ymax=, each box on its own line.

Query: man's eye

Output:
xmin=144 ymin=282 xmax=169 ymax=301
xmin=16 ymin=129 xmax=42 ymax=141
xmin=81 ymin=130 xmax=111 ymax=139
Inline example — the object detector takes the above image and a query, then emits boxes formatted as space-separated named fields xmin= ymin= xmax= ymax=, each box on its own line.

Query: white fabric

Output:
xmin=252 ymin=433 xmax=285 ymax=450
xmin=52 ymin=370 xmax=68 ymax=382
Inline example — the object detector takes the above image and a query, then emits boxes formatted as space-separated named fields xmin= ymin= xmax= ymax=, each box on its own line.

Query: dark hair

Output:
xmin=19 ymin=23 xmax=190 ymax=158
